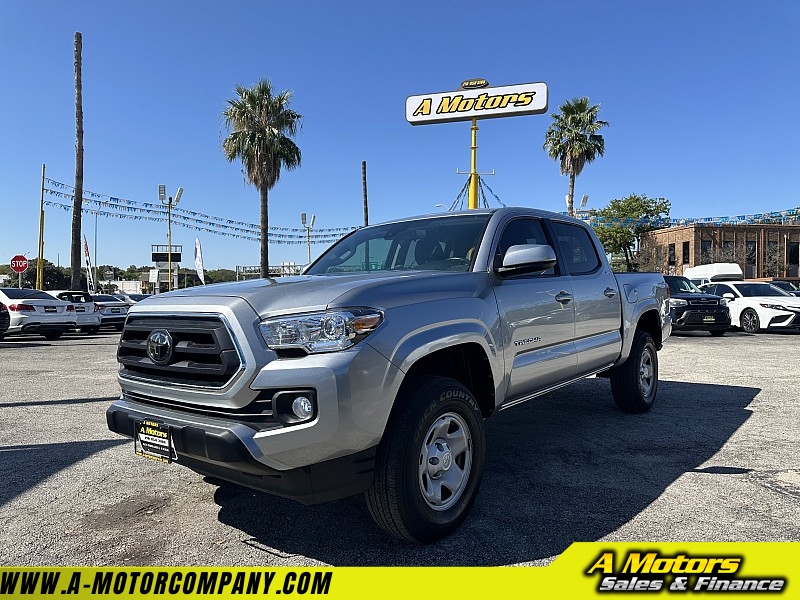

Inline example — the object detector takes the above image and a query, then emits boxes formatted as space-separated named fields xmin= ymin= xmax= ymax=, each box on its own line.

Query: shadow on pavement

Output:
xmin=214 ymin=378 xmax=760 ymax=565
xmin=0 ymin=439 xmax=128 ymax=507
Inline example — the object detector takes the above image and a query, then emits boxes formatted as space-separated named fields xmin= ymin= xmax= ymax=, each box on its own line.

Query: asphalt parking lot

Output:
xmin=1 ymin=328 xmax=798 ymax=567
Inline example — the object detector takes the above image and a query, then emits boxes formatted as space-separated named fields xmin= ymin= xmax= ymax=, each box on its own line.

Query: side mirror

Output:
xmin=496 ymin=244 xmax=557 ymax=277
xmin=723 ymin=293 xmax=736 ymax=300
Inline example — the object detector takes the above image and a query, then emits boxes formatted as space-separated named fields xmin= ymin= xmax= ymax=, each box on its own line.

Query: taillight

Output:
xmin=0 ymin=303 xmax=7 ymax=313
xmin=9 ymin=303 xmax=35 ymax=312
xmin=93 ymin=304 xmax=100 ymax=312
xmin=67 ymin=304 xmax=75 ymax=312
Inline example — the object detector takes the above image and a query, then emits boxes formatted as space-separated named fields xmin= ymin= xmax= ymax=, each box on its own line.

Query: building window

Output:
xmin=668 ymin=243 xmax=676 ymax=266
xmin=789 ymin=241 xmax=799 ymax=277
xmin=745 ymin=241 xmax=757 ymax=278
xmin=764 ymin=240 xmax=780 ymax=277
xmin=700 ymin=240 xmax=713 ymax=264
xmin=682 ymin=241 xmax=690 ymax=264
xmin=721 ymin=240 xmax=734 ymax=262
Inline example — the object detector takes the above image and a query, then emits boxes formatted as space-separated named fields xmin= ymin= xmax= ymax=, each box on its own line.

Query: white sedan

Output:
xmin=0 ymin=288 xmax=77 ymax=340
xmin=700 ymin=281 xmax=800 ymax=333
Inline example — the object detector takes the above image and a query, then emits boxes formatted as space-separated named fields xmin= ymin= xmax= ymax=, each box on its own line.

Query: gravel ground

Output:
xmin=0 ymin=328 xmax=797 ymax=566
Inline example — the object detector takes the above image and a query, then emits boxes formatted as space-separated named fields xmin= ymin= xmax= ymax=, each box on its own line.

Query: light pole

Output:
xmin=159 ymin=184 xmax=183 ymax=291
xmin=301 ymin=212 xmax=315 ymax=264
xmin=93 ymin=209 xmax=98 ymax=292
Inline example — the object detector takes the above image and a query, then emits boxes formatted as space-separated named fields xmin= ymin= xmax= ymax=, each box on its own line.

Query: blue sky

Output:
xmin=1 ymin=1 xmax=798 ymax=271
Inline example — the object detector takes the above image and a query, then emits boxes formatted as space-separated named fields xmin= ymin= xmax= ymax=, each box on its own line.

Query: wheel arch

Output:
xmin=387 ymin=342 xmax=497 ymax=432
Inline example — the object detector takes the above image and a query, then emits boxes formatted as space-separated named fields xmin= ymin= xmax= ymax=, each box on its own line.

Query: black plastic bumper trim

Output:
xmin=106 ymin=403 xmax=376 ymax=505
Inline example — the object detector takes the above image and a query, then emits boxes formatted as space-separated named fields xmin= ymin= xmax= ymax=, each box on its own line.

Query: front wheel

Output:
xmin=43 ymin=332 xmax=62 ymax=341
xmin=740 ymin=309 xmax=760 ymax=334
xmin=365 ymin=376 xmax=486 ymax=543
xmin=610 ymin=330 xmax=658 ymax=414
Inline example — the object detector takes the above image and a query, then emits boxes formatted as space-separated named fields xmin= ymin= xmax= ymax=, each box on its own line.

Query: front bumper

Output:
xmin=106 ymin=399 xmax=376 ymax=504
xmin=761 ymin=308 xmax=800 ymax=329
xmin=670 ymin=307 xmax=730 ymax=331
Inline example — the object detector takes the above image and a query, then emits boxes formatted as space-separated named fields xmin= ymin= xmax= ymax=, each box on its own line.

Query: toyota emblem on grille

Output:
xmin=147 ymin=329 xmax=173 ymax=365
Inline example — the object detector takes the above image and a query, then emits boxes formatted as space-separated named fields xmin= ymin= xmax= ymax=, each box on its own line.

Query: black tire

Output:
xmin=709 ymin=330 xmax=726 ymax=337
xmin=43 ymin=332 xmax=62 ymax=341
xmin=365 ymin=376 xmax=486 ymax=543
xmin=610 ymin=330 xmax=658 ymax=414
xmin=740 ymin=309 xmax=760 ymax=334
xmin=82 ymin=326 xmax=100 ymax=335
xmin=115 ymin=324 xmax=124 ymax=331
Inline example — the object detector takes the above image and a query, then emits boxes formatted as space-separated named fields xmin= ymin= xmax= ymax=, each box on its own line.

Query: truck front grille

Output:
xmin=118 ymin=315 xmax=243 ymax=388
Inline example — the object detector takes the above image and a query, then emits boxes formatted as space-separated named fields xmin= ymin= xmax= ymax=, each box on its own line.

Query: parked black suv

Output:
xmin=664 ymin=275 xmax=731 ymax=336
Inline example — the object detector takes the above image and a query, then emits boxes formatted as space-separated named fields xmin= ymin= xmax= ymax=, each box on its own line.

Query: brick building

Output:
xmin=638 ymin=223 xmax=800 ymax=281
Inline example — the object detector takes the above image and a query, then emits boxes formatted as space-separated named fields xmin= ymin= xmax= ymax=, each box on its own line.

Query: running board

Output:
xmin=498 ymin=363 xmax=616 ymax=411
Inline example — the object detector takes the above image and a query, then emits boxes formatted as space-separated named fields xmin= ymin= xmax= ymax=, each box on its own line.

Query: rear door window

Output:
xmin=550 ymin=221 xmax=601 ymax=275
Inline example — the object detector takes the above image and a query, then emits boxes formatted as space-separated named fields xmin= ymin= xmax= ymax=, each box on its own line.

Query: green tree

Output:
xmin=590 ymin=194 xmax=671 ymax=271
xmin=12 ymin=259 xmax=73 ymax=290
xmin=222 ymin=79 xmax=302 ymax=277
xmin=543 ymin=97 xmax=608 ymax=217
xmin=206 ymin=269 xmax=237 ymax=284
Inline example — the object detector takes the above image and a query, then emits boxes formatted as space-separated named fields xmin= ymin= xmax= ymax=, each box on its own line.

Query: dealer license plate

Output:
xmin=44 ymin=306 xmax=56 ymax=313
xmin=111 ymin=308 xmax=121 ymax=313
xmin=703 ymin=315 xmax=715 ymax=322
xmin=134 ymin=419 xmax=175 ymax=464
xmin=76 ymin=306 xmax=85 ymax=312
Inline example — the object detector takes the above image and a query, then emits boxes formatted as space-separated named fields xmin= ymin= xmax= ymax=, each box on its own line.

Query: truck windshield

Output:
xmin=307 ymin=214 xmax=492 ymax=275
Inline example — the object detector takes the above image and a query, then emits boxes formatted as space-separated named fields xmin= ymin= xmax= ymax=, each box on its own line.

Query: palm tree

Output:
xmin=543 ymin=97 xmax=608 ymax=217
xmin=222 ymin=79 xmax=302 ymax=277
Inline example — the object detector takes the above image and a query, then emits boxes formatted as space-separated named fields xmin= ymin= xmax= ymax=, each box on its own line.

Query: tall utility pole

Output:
xmin=70 ymin=31 xmax=84 ymax=291
xmin=36 ymin=164 xmax=46 ymax=289
xmin=362 ymin=160 xmax=369 ymax=226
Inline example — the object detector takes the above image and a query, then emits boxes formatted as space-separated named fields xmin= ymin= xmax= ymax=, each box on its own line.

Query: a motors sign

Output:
xmin=10 ymin=255 xmax=28 ymax=273
xmin=406 ymin=81 xmax=548 ymax=125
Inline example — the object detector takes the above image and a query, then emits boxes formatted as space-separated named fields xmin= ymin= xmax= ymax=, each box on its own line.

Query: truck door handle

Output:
xmin=555 ymin=291 xmax=573 ymax=304
xmin=604 ymin=287 xmax=617 ymax=298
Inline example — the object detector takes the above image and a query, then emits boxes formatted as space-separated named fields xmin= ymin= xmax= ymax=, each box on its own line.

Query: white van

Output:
xmin=682 ymin=263 xmax=743 ymax=287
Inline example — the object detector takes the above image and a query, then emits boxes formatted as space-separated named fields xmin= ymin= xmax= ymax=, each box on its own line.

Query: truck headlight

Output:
xmin=668 ymin=298 xmax=688 ymax=308
xmin=719 ymin=298 xmax=727 ymax=306
xmin=259 ymin=309 xmax=383 ymax=353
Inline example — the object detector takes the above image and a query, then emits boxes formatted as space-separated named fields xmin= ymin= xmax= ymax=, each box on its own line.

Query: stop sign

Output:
xmin=10 ymin=255 xmax=28 ymax=273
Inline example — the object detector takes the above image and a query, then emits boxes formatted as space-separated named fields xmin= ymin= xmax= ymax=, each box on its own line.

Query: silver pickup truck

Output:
xmin=107 ymin=207 xmax=670 ymax=542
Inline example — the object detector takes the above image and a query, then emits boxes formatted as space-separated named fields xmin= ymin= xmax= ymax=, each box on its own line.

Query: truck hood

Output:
xmin=148 ymin=271 xmax=487 ymax=317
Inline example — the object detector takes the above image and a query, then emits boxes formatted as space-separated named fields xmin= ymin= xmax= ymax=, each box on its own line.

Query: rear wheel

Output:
xmin=115 ymin=324 xmax=124 ymax=331
xmin=43 ymin=332 xmax=63 ymax=341
xmin=82 ymin=326 xmax=100 ymax=335
xmin=610 ymin=330 xmax=658 ymax=414
xmin=365 ymin=376 xmax=485 ymax=543
xmin=740 ymin=309 xmax=760 ymax=333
